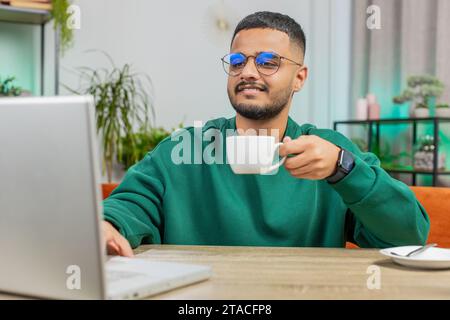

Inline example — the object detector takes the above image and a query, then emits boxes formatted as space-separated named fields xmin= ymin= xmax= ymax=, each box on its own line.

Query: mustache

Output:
xmin=235 ymin=81 xmax=268 ymax=94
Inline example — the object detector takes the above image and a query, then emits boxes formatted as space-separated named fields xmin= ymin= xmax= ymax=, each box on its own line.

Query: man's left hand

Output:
xmin=279 ymin=135 xmax=341 ymax=180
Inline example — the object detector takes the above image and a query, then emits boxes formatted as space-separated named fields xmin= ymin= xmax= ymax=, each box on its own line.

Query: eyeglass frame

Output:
xmin=221 ymin=51 xmax=303 ymax=77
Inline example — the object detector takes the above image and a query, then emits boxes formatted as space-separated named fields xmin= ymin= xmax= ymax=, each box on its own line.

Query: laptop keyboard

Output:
xmin=106 ymin=270 xmax=148 ymax=283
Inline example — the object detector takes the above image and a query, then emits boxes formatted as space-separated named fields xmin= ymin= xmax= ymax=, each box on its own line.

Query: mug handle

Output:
xmin=260 ymin=142 xmax=287 ymax=174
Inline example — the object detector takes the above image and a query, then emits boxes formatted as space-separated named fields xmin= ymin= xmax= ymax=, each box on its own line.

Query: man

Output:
xmin=103 ymin=11 xmax=429 ymax=257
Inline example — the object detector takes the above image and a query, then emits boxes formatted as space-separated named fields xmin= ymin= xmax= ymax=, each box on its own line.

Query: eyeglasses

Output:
xmin=221 ymin=51 xmax=302 ymax=76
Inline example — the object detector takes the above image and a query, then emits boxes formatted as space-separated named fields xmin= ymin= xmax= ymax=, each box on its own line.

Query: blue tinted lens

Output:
xmin=256 ymin=52 xmax=276 ymax=63
xmin=255 ymin=52 xmax=279 ymax=68
xmin=229 ymin=53 xmax=246 ymax=66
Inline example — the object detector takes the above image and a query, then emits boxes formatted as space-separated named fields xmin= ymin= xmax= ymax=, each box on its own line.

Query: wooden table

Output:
xmin=1 ymin=245 xmax=449 ymax=299
xmin=134 ymin=245 xmax=450 ymax=300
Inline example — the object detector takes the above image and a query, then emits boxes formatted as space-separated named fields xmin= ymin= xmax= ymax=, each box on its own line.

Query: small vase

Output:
xmin=367 ymin=93 xmax=380 ymax=120
xmin=408 ymin=103 xmax=416 ymax=118
xmin=356 ymin=98 xmax=368 ymax=120
xmin=414 ymin=108 xmax=429 ymax=118
xmin=414 ymin=151 xmax=446 ymax=171
xmin=436 ymin=108 xmax=450 ymax=118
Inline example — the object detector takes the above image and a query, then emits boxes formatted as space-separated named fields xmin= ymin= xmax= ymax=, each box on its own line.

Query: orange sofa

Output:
xmin=102 ymin=183 xmax=119 ymax=201
xmin=345 ymin=186 xmax=450 ymax=248
xmin=101 ymin=184 xmax=450 ymax=248
xmin=410 ymin=187 xmax=450 ymax=247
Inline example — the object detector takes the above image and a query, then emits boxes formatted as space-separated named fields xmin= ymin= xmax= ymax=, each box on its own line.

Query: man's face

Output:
xmin=226 ymin=28 xmax=306 ymax=121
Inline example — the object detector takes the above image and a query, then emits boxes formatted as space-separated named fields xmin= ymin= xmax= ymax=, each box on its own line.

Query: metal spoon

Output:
xmin=390 ymin=243 xmax=437 ymax=257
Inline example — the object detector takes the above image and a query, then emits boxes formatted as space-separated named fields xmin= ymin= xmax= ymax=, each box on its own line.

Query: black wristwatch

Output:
xmin=326 ymin=148 xmax=355 ymax=184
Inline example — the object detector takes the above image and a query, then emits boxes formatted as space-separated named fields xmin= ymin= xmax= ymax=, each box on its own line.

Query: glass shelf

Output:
xmin=334 ymin=117 xmax=450 ymax=125
xmin=334 ymin=117 xmax=450 ymax=186
xmin=0 ymin=4 xmax=51 ymax=25
xmin=383 ymin=167 xmax=450 ymax=175
xmin=0 ymin=3 xmax=57 ymax=96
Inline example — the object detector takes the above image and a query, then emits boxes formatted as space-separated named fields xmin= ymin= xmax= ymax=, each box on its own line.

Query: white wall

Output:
xmin=59 ymin=0 xmax=352 ymax=130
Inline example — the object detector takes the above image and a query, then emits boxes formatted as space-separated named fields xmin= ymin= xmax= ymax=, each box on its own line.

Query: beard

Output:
xmin=228 ymin=86 xmax=292 ymax=121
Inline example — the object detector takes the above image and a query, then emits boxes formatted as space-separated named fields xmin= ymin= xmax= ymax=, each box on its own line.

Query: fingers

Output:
xmin=284 ymin=151 xmax=314 ymax=170
xmin=280 ymin=135 xmax=341 ymax=180
xmin=289 ymin=162 xmax=318 ymax=177
xmin=103 ymin=221 xmax=134 ymax=257
xmin=291 ymin=168 xmax=316 ymax=179
xmin=279 ymin=136 xmax=308 ymax=157
xmin=106 ymin=236 xmax=134 ymax=257
xmin=116 ymin=235 xmax=134 ymax=257
xmin=286 ymin=159 xmax=334 ymax=180
xmin=106 ymin=240 xmax=120 ymax=255
xmin=106 ymin=238 xmax=134 ymax=257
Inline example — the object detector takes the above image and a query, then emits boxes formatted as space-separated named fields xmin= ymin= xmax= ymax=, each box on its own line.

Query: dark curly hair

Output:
xmin=231 ymin=11 xmax=306 ymax=58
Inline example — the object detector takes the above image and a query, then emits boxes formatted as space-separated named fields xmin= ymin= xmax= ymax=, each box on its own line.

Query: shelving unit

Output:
xmin=334 ymin=117 xmax=450 ymax=186
xmin=0 ymin=4 xmax=59 ymax=95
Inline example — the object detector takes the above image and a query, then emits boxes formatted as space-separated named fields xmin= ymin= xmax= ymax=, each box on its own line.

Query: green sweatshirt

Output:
xmin=103 ymin=116 xmax=430 ymax=249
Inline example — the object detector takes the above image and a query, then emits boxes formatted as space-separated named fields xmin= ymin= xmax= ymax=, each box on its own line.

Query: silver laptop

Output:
xmin=0 ymin=96 xmax=212 ymax=299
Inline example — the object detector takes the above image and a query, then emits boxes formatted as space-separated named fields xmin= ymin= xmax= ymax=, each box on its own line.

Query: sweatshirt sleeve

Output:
xmin=330 ymin=151 xmax=430 ymax=248
xmin=103 ymin=151 xmax=166 ymax=248
xmin=304 ymin=126 xmax=430 ymax=248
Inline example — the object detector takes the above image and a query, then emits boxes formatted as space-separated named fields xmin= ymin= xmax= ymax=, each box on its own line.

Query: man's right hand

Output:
xmin=102 ymin=221 xmax=134 ymax=257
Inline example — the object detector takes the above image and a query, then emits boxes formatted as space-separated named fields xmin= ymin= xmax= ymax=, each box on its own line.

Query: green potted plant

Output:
xmin=350 ymin=138 xmax=368 ymax=152
xmin=51 ymin=0 xmax=74 ymax=55
xmin=118 ymin=124 xmax=182 ymax=170
xmin=393 ymin=75 xmax=445 ymax=118
xmin=66 ymin=52 xmax=154 ymax=183
xmin=0 ymin=76 xmax=22 ymax=97
xmin=372 ymin=141 xmax=412 ymax=171
xmin=0 ymin=76 xmax=32 ymax=97
xmin=436 ymin=104 xmax=450 ymax=118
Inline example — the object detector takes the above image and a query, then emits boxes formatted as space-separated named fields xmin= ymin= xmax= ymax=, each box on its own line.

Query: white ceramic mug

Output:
xmin=226 ymin=135 xmax=287 ymax=175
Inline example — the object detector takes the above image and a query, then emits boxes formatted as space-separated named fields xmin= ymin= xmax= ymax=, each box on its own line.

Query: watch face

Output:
xmin=340 ymin=150 xmax=355 ymax=172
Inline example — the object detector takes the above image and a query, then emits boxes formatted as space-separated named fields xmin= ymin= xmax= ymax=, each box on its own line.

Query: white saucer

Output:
xmin=379 ymin=246 xmax=450 ymax=270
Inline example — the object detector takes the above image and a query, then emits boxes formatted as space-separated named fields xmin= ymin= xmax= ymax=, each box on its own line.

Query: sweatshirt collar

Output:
xmin=227 ymin=116 xmax=303 ymax=140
